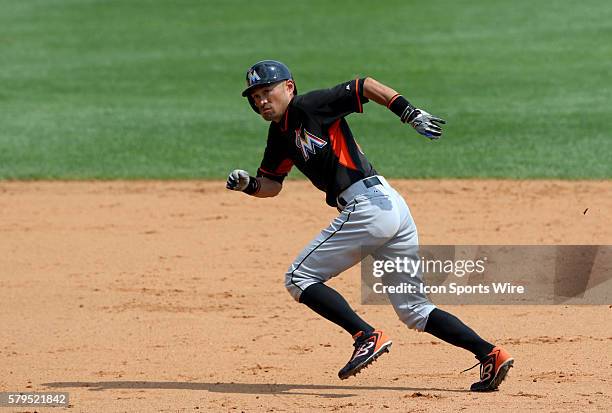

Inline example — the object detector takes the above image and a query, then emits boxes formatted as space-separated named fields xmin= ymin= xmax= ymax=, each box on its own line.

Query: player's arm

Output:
xmin=363 ymin=77 xmax=446 ymax=139
xmin=226 ymin=169 xmax=282 ymax=198
xmin=253 ymin=176 xmax=282 ymax=197
xmin=362 ymin=77 xmax=399 ymax=105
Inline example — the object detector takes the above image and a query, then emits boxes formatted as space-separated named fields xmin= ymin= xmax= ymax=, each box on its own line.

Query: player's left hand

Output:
xmin=226 ymin=169 xmax=250 ymax=191
xmin=407 ymin=109 xmax=446 ymax=140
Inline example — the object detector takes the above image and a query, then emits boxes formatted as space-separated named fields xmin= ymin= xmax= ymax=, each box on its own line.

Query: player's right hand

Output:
xmin=226 ymin=169 xmax=250 ymax=191
xmin=406 ymin=109 xmax=446 ymax=140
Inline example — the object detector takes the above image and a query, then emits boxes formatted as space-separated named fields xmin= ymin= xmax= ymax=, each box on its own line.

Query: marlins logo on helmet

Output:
xmin=247 ymin=69 xmax=261 ymax=86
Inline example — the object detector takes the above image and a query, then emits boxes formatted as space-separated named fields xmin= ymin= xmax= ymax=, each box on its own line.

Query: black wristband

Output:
xmin=243 ymin=176 xmax=260 ymax=195
xmin=388 ymin=95 xmax=416 ymax=123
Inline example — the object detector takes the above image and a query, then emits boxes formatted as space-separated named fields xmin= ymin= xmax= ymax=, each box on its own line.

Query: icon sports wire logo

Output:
xmin=360 ymin=245 xmax=612 ymax=305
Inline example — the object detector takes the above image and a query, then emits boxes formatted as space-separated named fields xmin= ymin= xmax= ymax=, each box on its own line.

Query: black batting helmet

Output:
xmin=242 ymin=60 xmax=297 ymax=113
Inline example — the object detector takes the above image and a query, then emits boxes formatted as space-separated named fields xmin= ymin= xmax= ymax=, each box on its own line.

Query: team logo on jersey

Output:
xmin=247 ymin=69 xmax=261 ymax=86
xmin=295 ymin=128 xmax=326 ymax=161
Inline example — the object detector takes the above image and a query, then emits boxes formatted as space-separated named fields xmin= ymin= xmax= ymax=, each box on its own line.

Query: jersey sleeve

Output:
xmin=293 ymin=78 xmax=369 ymax=120
xmin=256 ymin=131 xmax=294 ymax=184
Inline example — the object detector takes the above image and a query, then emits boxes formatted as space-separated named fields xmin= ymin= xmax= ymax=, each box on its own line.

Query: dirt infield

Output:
xmin=1 ymin=180 xmax=610 ymax=412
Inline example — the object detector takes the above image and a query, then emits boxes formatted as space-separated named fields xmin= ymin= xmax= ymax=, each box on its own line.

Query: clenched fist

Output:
xmin=226 ymin=169 xmax=250 ymax=191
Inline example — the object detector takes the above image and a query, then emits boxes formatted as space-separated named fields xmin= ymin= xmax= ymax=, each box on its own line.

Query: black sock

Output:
xmin=424 ymin=308 xmax=495 ymax=360
xmin=299 ymin=283 xmax=374 ymax=337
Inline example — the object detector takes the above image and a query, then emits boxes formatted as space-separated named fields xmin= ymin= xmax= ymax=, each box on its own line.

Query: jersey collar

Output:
xmin=278 ymin=96 xmax=296 ymax=132
xmin=280 ymin=108 xmax=289 ymax=132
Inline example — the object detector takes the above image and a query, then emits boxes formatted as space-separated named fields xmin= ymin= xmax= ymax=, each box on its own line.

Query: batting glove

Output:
xmin=405 ymin=109 xmax=446 ymax=140
xmin=226 ymin=169 xmax=250 ymax=191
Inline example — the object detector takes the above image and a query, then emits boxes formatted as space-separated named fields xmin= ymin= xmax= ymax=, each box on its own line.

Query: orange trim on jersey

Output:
xmin=259 ymin=167 xmax=283 ymax=177
xmin=386 ymin=93 xmax=401 ymax=108
xmin=280 ymin=109 xmax=289 ymax=132
xmin=276 ymin=158 xmax=294 ymax=174
xmin=355 ymin=78 xmax=362 ymax=113
xmin=328 ymin=119 xmax=358 ymax=171
xmin=259 ymin=159 xmax=293 ymax=177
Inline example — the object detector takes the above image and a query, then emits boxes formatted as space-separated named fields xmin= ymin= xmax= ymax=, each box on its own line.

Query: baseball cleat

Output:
xmin=466 ymin=346 xmax=514 ymax=392
xmin=338 ymin=330 xmax=392 ymax=380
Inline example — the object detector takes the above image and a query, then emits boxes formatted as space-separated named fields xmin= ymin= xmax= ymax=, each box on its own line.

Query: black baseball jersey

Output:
xmin=256 ymin=78 xmax=378 ymax=207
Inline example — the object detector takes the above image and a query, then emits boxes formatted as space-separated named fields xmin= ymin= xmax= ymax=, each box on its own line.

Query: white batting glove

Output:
xmin=226 ymin=169 xmax=250 ymax=191
xmin=405 ymin=109 xmax=446 ymax=140
xmin=388 ymin=95 xmax=446 ymax=140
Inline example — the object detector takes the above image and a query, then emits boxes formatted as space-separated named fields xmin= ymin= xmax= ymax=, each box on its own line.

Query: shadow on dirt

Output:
xmin=42 ymin=381 xmax=469 ymax=398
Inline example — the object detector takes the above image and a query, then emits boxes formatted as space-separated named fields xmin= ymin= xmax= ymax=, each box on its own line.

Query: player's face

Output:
xmin=250 ymin=80 xmax=294 ymax=122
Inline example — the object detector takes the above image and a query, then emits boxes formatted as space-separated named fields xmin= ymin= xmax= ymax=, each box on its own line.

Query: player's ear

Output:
xmin=286 ymin=80 xmax=295 ymax=95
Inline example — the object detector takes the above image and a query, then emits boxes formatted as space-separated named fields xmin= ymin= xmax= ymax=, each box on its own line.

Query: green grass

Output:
xmin=1 ymin=0 xmax=611 ymax=179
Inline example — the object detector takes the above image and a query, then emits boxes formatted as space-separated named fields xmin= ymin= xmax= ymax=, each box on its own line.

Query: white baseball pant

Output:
xmin=285 ymin=176 xmax=436 ymax=331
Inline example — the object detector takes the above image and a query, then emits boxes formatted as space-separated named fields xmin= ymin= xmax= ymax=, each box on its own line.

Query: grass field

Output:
xmin=1 ymin=0 xmax=611 ymax=179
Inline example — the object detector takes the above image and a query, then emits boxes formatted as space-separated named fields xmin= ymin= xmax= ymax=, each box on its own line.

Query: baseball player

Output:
xmin=226 ymin=60 xmax=513 ymax=391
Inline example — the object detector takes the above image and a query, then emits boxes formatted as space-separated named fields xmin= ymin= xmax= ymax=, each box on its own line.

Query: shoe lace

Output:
xmin=460 ymin=361 xmax=481 ymax=375
xmin=461 ymin=354 xmax=494 ymax=380
xmin=349 ymin=334 xmax=374 ymax=360
xmin=353 ymin=331 xmax=374 ymax=346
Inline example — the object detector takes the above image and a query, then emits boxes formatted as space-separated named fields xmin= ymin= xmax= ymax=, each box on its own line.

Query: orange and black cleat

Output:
xmin=466 ymin=346 xmax=514 ymax=392
xmin=338 ymin=330 xmax=392 ymax=380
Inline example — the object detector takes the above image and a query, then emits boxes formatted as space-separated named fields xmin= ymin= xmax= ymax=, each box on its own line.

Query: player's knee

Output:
xmin=397 ymin=302 xmax=437 ymax=331
xmin=285 ymin=268 xmax=311 ymax=302
xmin=285 ymin=264 xmax=327 ymax=302
xmin=284 ymin=271 xmax=302 ymax=302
